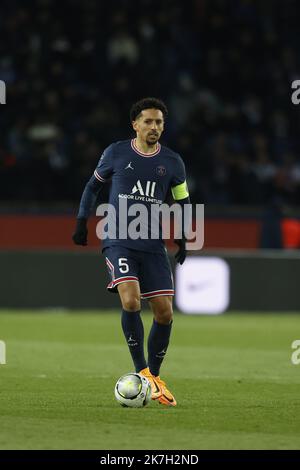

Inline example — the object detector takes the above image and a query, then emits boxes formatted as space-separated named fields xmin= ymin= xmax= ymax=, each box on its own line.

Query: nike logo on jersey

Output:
xmin=125 ymin=162 xmax=134 ymax=170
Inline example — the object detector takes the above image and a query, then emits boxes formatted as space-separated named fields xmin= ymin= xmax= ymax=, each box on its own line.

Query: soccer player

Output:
xmin=72 ymin=98 xmax=190 ymax=406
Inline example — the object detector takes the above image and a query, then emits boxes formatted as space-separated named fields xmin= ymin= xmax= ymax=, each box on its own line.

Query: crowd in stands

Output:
xmin=1 ymin=0 xmax=300 ymax=206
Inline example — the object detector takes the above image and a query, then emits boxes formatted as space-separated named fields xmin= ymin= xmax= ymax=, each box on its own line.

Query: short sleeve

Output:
xmin=170 ymin=155 xmax=189 ymax=200
xmin=94 ymin=144 xmax=114 ymax=182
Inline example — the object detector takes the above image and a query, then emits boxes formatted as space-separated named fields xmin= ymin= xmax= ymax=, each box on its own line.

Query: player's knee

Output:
xmin=155 ymin=307 xmax=173 ymax=325
xmin=122 ymin=297 xmax=141 ymax=312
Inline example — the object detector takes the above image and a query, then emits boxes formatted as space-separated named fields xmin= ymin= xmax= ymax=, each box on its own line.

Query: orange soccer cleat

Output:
xmin=155 ymin=376 xmax=177 ymax=407
xmin=139 ymin=367 xmax=163 ymax=400
xmin=139 ymin=368 xmax=177 ymax=406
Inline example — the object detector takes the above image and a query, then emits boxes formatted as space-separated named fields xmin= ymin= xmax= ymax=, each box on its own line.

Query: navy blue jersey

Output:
xmin=78 ymin=139 xmax=188 ymax=254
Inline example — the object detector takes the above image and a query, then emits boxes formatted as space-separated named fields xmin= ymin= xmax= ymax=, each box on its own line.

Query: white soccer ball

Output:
xmin=114 ymin=373 xmax=152 ymax=408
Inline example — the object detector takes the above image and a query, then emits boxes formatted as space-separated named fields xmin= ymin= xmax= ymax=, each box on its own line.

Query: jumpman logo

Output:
xmin=127 ymin=335 xmax=138 ymax=347
xmin=156 ymin=348 xmax=167 ymax=359
xmin=125 ymin=162 xmax=134 ymax=170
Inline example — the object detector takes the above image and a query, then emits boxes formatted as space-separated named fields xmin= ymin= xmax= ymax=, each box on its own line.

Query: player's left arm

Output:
xmin=170 ymin=156 xmax=191 ymax=264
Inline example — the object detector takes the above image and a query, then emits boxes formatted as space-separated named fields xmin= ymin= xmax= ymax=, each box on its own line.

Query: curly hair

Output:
xmin=130 ymin=97 xmax=168 ymax=122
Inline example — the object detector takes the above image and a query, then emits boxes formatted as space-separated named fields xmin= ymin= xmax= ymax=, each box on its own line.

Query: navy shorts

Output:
xmin=103 ymin=246 xmax=174 ymax=299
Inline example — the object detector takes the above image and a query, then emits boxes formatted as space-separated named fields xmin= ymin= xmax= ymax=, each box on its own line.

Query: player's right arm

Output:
xmin=72 ymin=144 xmax=114 ymax=246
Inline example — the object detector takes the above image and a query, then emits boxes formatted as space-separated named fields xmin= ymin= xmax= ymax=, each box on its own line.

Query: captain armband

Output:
xmin=171 ymin=181 xmax=189 ymax=200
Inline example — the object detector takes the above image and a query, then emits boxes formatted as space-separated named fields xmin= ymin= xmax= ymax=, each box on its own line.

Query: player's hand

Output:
xmin=72 ymin=218 xmax=88 ymax=246
xmin=174 ymin=238 xmax=186 ymax=264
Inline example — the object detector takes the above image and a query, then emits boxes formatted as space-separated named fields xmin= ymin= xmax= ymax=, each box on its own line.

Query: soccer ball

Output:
xmin=114 ymin=373 xmax=152 ymax=408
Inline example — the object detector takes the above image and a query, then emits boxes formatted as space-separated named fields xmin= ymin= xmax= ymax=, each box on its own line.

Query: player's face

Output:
xmin=133 ymin=109 xmax=164 ymax=146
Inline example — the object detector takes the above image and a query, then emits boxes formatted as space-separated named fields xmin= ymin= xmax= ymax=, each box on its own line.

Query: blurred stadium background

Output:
xmin=1 ymin=0 xmax=300 ymax=451
xmin=1 ymin=0 xmax=300 ymax=311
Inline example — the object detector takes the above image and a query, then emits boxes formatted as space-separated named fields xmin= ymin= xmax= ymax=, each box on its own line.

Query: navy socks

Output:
xmin=121 ymin=309 xmax=147 ymax=372
xmin=147 ymin=320 xmax=172 ymax=377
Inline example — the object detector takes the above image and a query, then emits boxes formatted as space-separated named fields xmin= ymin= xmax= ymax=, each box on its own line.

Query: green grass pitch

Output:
xmin=0 ymin=310 xmax=300 ymax=450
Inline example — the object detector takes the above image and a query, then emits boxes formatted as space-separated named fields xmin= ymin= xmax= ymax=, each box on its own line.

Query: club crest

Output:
xmin=156 ymin=165 xmax=166 ymax=176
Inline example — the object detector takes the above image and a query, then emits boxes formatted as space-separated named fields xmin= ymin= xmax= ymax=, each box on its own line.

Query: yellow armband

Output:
xmin=171 ymin=181 xmax=189 ymax=200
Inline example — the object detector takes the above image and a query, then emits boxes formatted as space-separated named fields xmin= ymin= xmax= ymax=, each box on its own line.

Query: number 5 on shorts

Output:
xmin=119 ymin=258 xmax=129 ymax=274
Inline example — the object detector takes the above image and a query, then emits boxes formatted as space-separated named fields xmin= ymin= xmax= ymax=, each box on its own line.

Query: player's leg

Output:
xmin=117 ymin=281 xmax=147 ymax=373
xmin=104 ymin=247 xmax=147 ymax=373
xmin=146 ymin=295 xmax=176 ymax=405
xmin=147 ymin=295 xmax=173 ymax=376
xmin=138 ymin=294 xmax=174 ymax=401
xmin=138 ymin=251 xmax=176 ymax=405
xmin=142 ymin=295 xmax=176 ymax=406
